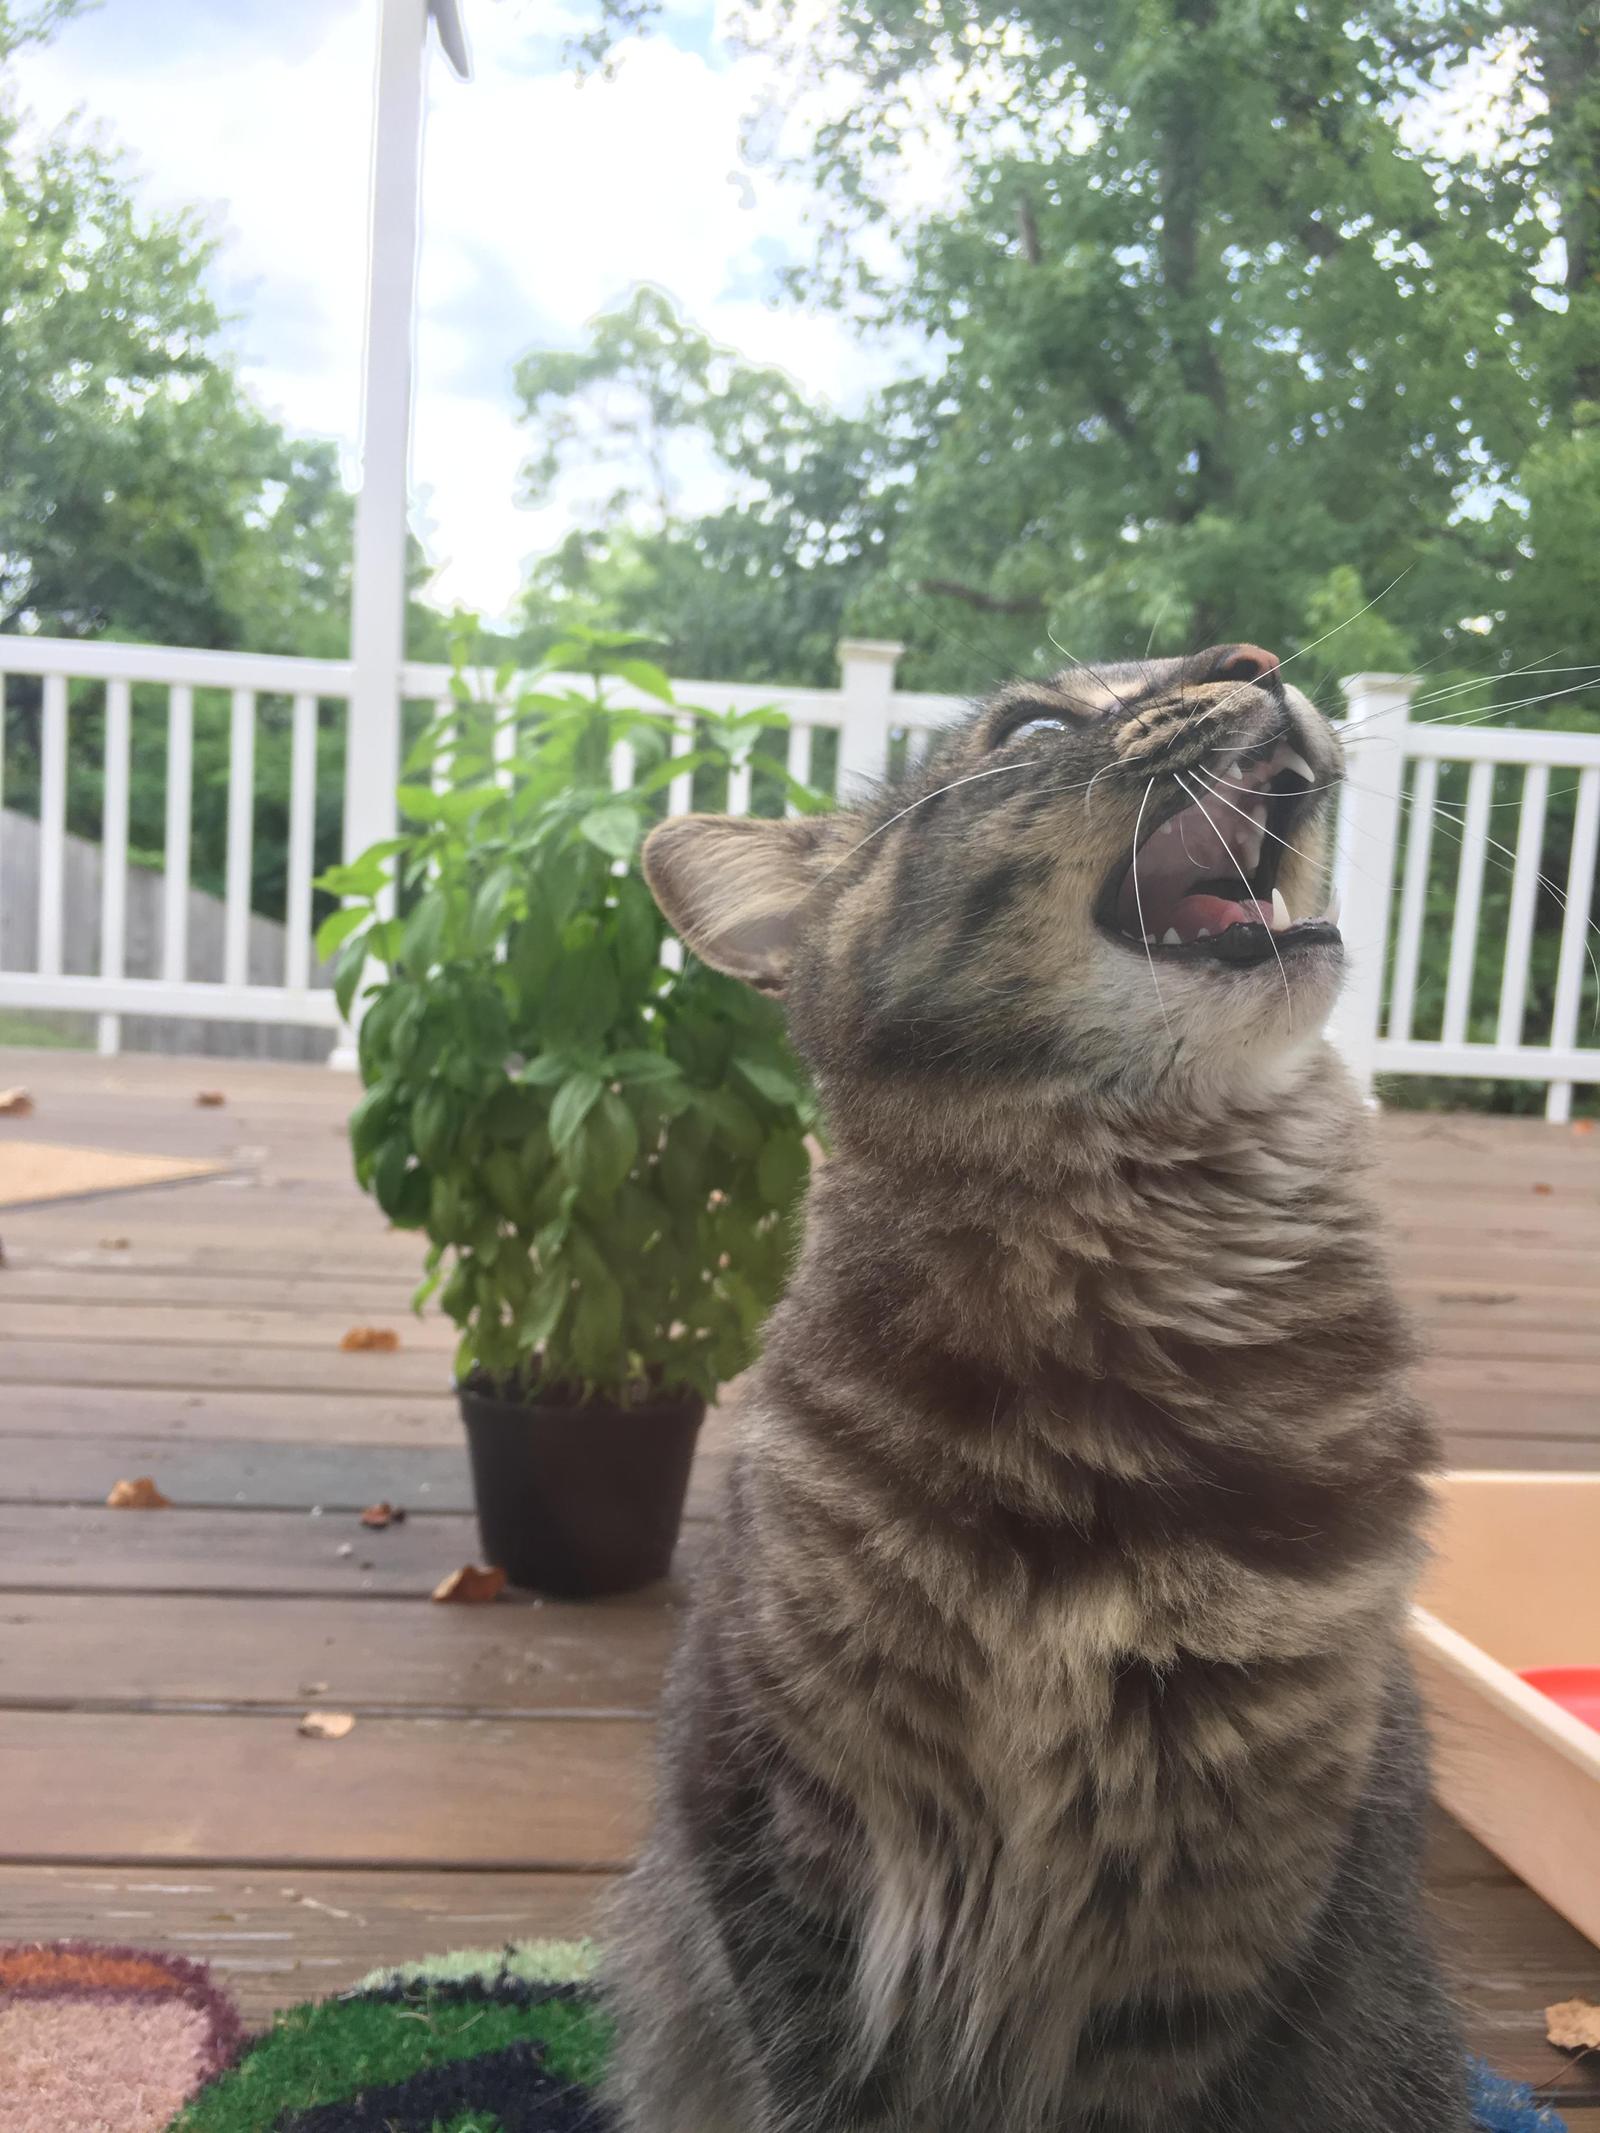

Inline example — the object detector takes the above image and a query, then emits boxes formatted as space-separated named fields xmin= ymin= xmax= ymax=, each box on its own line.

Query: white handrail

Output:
xmin=0 ymin=636 xmax=1594 ymax=1111
xmin=1342 ymin=672 xmax=1600 ymax=1116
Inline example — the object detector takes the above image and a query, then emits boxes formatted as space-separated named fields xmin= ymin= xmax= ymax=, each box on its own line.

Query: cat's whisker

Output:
xmin=1403 ymin=659 xmax=1600 ymax=713
xmin=818 ymin=759 xmax=1044 ymax=877
xmin=1195 ymin=570 xmax=1417 ymax=732
xmin=1132 ymin=778 xmax=1175 ymax=1043
xmin=1190 ymin=769 xmax=1388 ymax=892
xmin=1176 ymin=774 xmax=1293 ymax=1032
xmin=1339 ymin=777 xmax=1600 ymax=1022
xmin=1404 ymin=677 xmax=1600 ymax=729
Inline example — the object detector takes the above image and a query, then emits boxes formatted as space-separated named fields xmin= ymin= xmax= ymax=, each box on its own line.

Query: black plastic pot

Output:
xmin=456 ymin=1378 xmax=705 ymax=1598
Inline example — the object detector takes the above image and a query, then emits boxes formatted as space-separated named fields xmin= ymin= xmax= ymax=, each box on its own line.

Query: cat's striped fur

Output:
xmin=606 ymin=648 xmax=1467 ymax=2131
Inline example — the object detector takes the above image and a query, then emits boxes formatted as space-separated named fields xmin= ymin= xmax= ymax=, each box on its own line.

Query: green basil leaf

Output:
xmin=757 ymin=1129 xmax=811 ymax=1207
xmin=583 ymin=1089 xmax=639 ymax=1194
xmin=606 ymin=1050 xmax=684 ymax=1086
xmin=549 ymin=1071 xmax=604 ymax=1163
xmin=468 ymin=863 xmax=518 ymax=952
xmin=315 ymin=905 xmax=368 ymax=960
xmin=579 ymin=801 xmax=642 ymax=862
xmin=733 ymin=1054 xmax=805 ymax=1109
xmin=615 ymin=657 xmax=675 ymax=704
xmin=334 ymin=936 xmax=371 ymax=1020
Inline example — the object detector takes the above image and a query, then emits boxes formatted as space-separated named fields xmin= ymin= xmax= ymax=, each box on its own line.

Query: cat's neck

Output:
xmin=781 ymin=1040 xmax=1404 ymax=1461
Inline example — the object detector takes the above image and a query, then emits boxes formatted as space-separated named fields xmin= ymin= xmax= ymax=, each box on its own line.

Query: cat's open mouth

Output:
xmin=1096 ymin=740 xmax=1342 ymax=968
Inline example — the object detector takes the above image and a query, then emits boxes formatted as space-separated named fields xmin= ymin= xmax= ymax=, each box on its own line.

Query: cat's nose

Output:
xmin=1206 ymin=643 xmax=1281 ymax=685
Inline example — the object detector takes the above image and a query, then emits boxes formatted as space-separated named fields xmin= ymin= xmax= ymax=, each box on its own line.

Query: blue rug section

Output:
xmin=1470 ymin=2057 xmax=1569 ymax=2130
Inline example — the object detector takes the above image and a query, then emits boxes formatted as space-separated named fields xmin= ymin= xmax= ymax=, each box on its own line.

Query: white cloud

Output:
xmin=9 ymin=0 xmax=938 ymax=630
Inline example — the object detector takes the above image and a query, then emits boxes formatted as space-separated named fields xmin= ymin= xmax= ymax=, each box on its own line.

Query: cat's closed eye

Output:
xmin=1002 ymin=715 xmax=1068 ymax=742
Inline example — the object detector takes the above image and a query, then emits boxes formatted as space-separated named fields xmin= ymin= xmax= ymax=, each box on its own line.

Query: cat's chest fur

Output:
xmin=733 ymin=1107 xmax=1422 ymax=2112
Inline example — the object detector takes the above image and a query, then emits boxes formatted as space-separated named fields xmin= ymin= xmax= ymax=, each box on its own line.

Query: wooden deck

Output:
xmin=1 ymin=1051 xmax=1596 ymax=2122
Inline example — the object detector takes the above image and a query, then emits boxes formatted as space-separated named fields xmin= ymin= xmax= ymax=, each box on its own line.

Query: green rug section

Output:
xmin=353 ymin=1941 xmax=602 ymax=1997
xmin=171 ymin=1943 xmax=608 ymax=2133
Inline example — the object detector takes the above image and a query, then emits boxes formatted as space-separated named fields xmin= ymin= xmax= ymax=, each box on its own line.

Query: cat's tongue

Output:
xmin=1163 ymin=893 xmax=1274 ymax=944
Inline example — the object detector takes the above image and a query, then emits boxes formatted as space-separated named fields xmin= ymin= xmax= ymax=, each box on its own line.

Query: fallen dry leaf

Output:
xmin=106 ymin=1477 xmax=171 ymax=1510
xmin=340 ymin=1326 xmax=399 ymax=1352
xmin=360 ymin=1501 xmax=406 ymax=1528
xmin=1546 ymin=1999 xmax=1600 ymax=2054
xmin=98 ymin=1236 xmax=130 ymax=1250
xmin=1532 ymin=1182 xmax=1553 ymax=1196
xmin=1574 ymin=1119 xmax=1595 ymax=1137
xmin=0 ymin=1087 xmax=34 ymax=1117
xmin=432 ymin=1563 xmax=507 ymax=1606
xmin=195 ymin=1090 xmax=226 ymax=1107
xmin=298 ymin=1710 xmax=355 ymax=1741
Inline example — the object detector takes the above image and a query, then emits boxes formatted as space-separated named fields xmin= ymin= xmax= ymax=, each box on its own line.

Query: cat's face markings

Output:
xmin=642 ymin=645 xmax=1346 ymax=1100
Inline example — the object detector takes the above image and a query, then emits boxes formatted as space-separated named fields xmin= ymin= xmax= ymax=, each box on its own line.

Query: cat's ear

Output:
xmin=641 ymin=813 xmax=837 ymax=995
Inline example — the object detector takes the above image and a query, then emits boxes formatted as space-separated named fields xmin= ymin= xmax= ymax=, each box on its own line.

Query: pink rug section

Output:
xmin=0 ymin=1943 xmax=244 ymax=2133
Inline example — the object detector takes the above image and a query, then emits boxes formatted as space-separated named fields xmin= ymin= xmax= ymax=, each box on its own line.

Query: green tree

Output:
xmin=551 ymin=1 xmax=1577 ymax=702
xmin=0 ymin=105 xmax=355 ymax=649
xmin=513 ymin=287 xmax=896 ymax=686
xmin=0 ymin=1 xmax=452 ymax=921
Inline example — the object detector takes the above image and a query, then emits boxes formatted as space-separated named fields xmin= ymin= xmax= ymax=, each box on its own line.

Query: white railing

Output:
xmin=0 ymin=643 xmax=1595 ymax=1113
xmin=1334 ymin=674 xmax=1600 ymax=1121
xmin=0 ymin=635 xmax=961 ymax=1056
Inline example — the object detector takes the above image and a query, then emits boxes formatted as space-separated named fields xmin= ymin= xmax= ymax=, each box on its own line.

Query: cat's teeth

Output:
xmin=1197 ymin=926 xmax=1211 ymax=937
xmin=1270 ymin=887 xmax=1292 ymax=931
xmin=1161 ymin=927 xmax=1182 ymax=945
xmin=1282 ymin=747 xmax=1315 ymax=786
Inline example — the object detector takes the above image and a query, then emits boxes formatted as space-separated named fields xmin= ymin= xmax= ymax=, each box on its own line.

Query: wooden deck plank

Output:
xmin=0 ymin=1591 xmax=679 ymax=1715
xmin=0 ymin=1299 xmax=453 ymax=1350
xmin=0 ymin=1503 xmax=709 ymax=1596
xmin=0 ymin=1431 xmax=730 ymax=1520
xmin=2 ymin=1048 xmax=1596 ymax=2088
xmin=0 ymin=1384 xmax=464 ymax=1445
xmin=0 ymin=1502 xmax=491 ymax=1596
xmin=0 ymin=1340 xmax=448 ymax=1393
xmin=0 ymin=1435 xmax=478 ymax=1512
xmin=0 ymin=1709 xmax=652 ymax=1868
xmin=8 ymin=1293 xmax=1600 ymax=1366
xmin=0 ymin=1863 xmax=612 ymax=2021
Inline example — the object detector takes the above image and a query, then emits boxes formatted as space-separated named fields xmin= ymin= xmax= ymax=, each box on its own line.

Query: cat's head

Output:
xmin=643 ymin=645 xmax=1344 ymax=1112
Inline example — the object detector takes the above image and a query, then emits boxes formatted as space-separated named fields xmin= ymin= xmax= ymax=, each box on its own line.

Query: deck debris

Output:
xmin=298 ymin=1711 xmax=356 ymax=1741
xmin=195 ymin=1090 xmax=227 ymax=1107
xmin=106 ymin=1477 xmax=171 ymax=1509
xmin=341 ymin=1325 xmax=400 ymax=1351
xmin=360 ymin=1501 xmax=406 ymax=1527
xmin=432 ymin=1563 xmax=506 ymax=1606
xmin=0 ymin=1087 xmax=34 ymax=1116
xmin=1546 ymin=1998 xmax=1600 ymax=2054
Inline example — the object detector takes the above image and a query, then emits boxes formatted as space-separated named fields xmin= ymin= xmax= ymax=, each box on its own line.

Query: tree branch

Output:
xmin=916 ymin=579 xmax=1046 ymax=616
xmin=1016 ymin=193 xmax=1042 ymax=266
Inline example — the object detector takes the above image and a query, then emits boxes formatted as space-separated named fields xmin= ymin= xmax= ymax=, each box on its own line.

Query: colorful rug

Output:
xmin=0 ymin=1943 xmax=243 ymax=2132
xmin=0 ymin=1939 xmax=1572 ymax=2131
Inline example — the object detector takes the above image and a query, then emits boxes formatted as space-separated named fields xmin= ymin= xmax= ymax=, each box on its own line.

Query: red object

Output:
xmin=1519 ymin=1666 xmax=1600 ymax=1734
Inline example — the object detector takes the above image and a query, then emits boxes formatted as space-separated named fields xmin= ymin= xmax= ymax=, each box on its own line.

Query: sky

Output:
xmin=10 ymin=0 xmax=914 ymax=624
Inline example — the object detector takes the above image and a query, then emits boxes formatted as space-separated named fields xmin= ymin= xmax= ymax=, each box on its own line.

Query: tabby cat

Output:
xmin=606 ymin=644 xmax=1467 ymax=2131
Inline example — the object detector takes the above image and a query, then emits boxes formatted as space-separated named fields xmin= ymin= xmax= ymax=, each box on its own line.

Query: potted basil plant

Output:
xmin=317 ymin=630 xmax=820 ymax=1597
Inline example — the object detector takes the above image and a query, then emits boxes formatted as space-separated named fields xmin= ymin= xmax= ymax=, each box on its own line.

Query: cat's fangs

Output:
xmin=1114 ymin=739 xmax=1337 ymax=946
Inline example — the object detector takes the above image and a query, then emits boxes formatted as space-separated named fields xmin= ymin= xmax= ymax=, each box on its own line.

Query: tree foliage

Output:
xmin=541 ymin=0 xmax=1597 ymax=709
xmin=513 ymin=288 xmax=894 ymax=686
xmin=0 ymin=7 xmax=451 ymax=919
